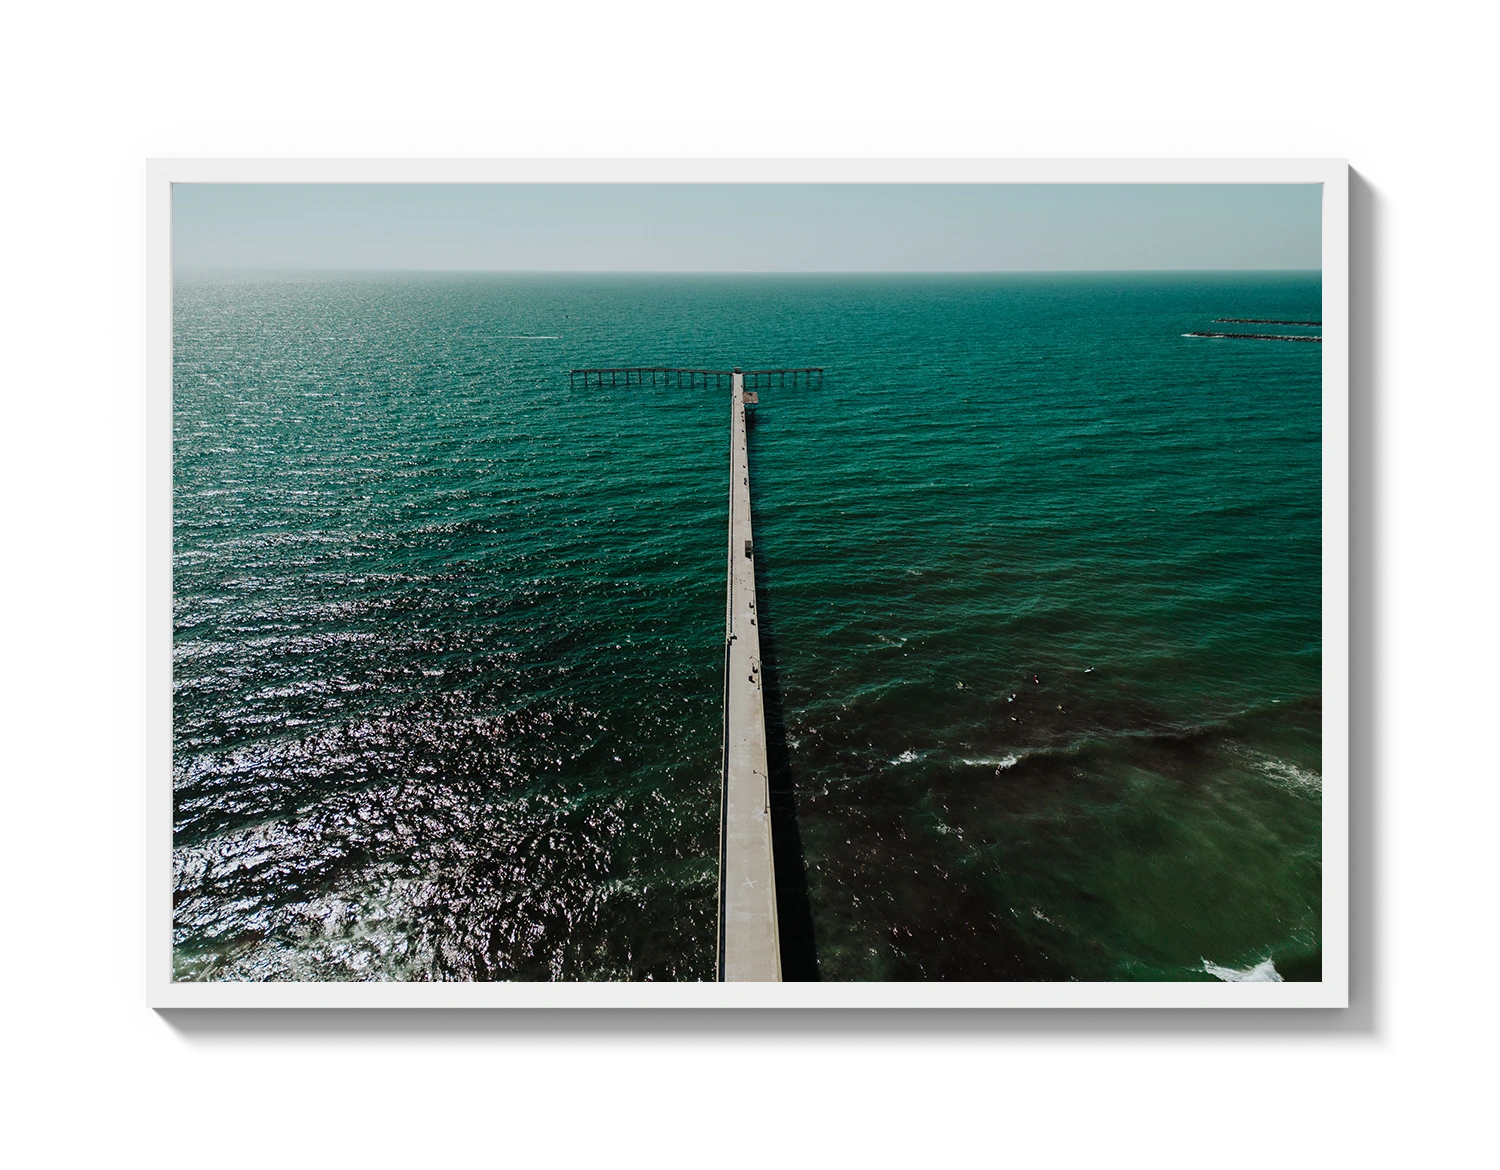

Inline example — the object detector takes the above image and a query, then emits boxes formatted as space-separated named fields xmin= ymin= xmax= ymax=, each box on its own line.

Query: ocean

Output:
xmin=172 ymin=271 xmax=1322 ymax=982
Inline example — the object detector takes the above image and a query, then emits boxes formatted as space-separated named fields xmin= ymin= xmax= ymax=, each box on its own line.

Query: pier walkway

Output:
xmin=718 ymin=369 xmax=781 ymax=981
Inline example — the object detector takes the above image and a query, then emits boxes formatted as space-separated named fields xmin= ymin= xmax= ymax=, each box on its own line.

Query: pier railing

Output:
xmin=569 ymin=367 xmax=823 ymax=390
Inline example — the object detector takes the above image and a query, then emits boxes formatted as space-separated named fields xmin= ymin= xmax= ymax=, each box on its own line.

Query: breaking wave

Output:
xmin=1203 ymin=956 xmax=1283 ymax=982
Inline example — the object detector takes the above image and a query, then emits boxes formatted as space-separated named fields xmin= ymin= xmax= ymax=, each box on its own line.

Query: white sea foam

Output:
xmin=895 ymin=749 xmax=920 ymax=764
xmin=961 ymin=752 xmax=1022 ymax=770
xmin=1256 ymin=755 xmax=1322 ymax=794
xmin=1203 ymin=956 xmax=1283 ymax=982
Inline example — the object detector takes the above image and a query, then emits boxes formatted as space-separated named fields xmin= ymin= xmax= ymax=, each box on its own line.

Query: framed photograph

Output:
xmin=148 ymin=159 xmax=1348 ymax=1007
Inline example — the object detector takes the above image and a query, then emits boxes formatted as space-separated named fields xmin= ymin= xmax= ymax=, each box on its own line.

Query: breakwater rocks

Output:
xmin=1186 ymin=331 xmax=1322 ymax=342
xmin=1213 ymin=318 xmax=1321 ymax=326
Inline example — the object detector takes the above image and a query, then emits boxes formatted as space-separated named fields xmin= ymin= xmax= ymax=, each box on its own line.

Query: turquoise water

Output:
xmin=172 ymin=272 xmax=1321 ymax=981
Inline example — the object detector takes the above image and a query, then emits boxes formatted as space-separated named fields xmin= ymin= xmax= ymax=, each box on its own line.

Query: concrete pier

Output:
xmin=717 ymin=370 xmax=781 ymax=981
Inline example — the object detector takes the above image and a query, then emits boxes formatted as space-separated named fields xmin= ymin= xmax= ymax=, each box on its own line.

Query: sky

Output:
xmin=172 ymin=184 xmax=1322 ymax=272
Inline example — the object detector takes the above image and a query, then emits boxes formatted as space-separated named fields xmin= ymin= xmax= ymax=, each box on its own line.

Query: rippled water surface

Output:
xmin=173 ymin=273 xmax=1321 ymax=981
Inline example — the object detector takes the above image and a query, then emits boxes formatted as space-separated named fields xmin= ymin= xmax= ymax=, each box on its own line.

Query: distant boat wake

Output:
xmin=1185 ymin=331 xmax=1321 ymax=343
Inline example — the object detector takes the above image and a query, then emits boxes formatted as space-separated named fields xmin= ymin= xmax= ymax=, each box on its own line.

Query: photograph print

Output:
xmin=166 ymin=168 xmax=1340 ymax=997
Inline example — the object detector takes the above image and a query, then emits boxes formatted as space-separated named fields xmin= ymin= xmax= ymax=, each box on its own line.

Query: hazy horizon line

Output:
xmin=173 ymin=266 xmax=1322 ymax=276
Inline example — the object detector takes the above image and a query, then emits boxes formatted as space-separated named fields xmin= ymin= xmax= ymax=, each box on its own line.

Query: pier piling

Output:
xmin=568 ymin=367 xmax=821 ymax=394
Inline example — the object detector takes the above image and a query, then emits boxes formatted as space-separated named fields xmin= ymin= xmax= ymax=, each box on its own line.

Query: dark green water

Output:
xmin=173 ymin=272 xmax=1321 ymax=982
